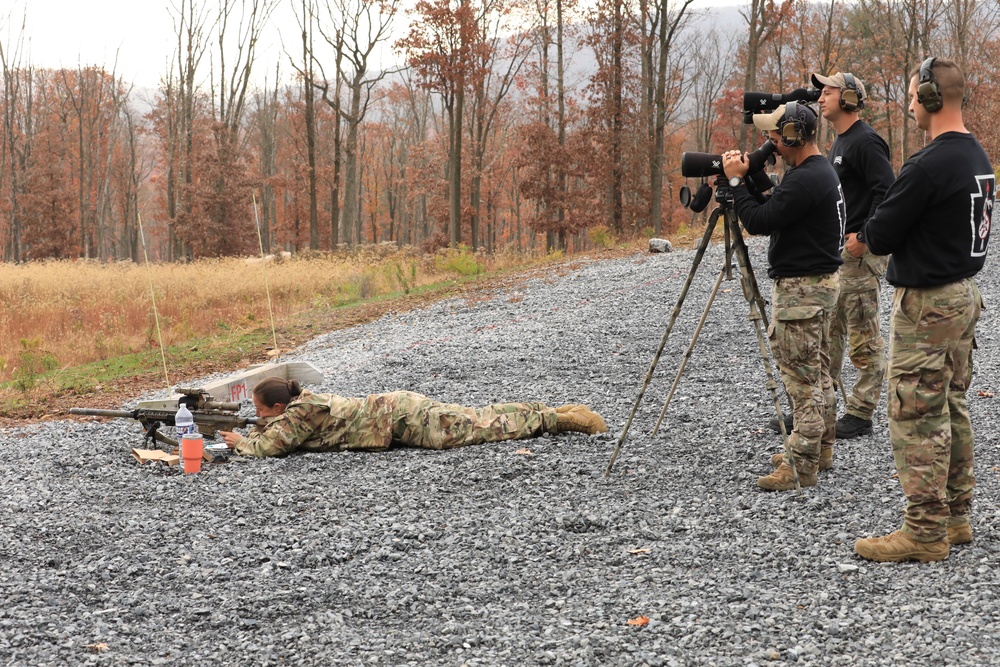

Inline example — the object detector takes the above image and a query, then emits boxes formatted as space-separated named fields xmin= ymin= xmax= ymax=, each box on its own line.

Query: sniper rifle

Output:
xmin=70 ymin=387 xmax=257 ymax=448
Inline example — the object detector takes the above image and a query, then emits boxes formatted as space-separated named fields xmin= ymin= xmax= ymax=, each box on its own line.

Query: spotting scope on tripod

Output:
xmin=605 ymin=139 xmax=802 ymax=489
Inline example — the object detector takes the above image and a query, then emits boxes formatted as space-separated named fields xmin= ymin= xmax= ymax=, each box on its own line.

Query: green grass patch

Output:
xmin=35 ymin=330 xmax=277 ymax=394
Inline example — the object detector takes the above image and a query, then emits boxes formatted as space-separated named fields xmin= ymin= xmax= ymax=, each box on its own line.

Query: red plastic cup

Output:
xmin=181 ymin=434 xmax=204 ymax=473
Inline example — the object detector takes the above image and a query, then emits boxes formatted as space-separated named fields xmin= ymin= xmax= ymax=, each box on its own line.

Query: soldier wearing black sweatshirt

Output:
xmin=722 ymin=102 xmax=843 ymax=492
xmin=811 ymin=71 xmax=897 ymax=440
xmin=851 ymin=58 xmax=994 ymax=564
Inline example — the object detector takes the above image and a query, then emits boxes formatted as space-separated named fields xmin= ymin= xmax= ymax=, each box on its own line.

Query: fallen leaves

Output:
xmin=83 ymin=642 xmax=109 ymax=653
xmin=626 ymin=615 xmax=650 ymax=626
xmin=514 ymin=448 xmax=533 ymax=455
xmin=628 ymin=547 xmax=650 ymax=555
xmin=978 ymin=390 xmax=994 ymax=397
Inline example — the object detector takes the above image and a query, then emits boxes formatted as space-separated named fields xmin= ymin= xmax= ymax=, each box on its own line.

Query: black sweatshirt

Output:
xmin=829 ymin=120 xmax=895 ymax=235
xmin=860 ymin=132 xmax=994 ymax=287
xmin=733 ymin=154 xmax=844 ymax=278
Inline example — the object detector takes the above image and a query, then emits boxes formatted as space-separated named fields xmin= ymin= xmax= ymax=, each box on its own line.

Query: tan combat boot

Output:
xmin=947 ymin=522 xmax=973 ymax=545
xmin=555 ymin=405 xmax=607 ymax=435
xmin=854 ymin=530 xmax=949 ymax=562
xmin=770 ymin=445 xmax=832 ymax=471
xmin=757 ymin=460 xmax=817 ymax=491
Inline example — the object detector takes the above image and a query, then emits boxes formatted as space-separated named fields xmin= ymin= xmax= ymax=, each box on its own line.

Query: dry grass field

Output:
xmin=0 ymin=243 xmax=603 ymax=419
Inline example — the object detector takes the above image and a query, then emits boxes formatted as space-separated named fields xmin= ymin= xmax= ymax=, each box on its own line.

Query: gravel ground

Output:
xmin=2 ymin=235 xmax=999 ymax=666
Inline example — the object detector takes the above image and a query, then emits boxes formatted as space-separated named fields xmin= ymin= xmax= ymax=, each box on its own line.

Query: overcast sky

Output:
xmin=9 ymin=0 xmax=736 ymax=90
xmin=6 ymin=0 xmax=302 ymax=88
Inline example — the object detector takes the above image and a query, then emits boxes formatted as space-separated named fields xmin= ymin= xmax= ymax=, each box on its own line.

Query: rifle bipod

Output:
xmin=604 ymin=179 xmax=799 ymax=492
xmin=142 ymin=421 xmax=178 ymax=448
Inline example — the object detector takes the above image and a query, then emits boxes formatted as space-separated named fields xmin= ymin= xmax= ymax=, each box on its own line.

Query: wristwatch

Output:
xmin=729 ymin=176 xmax=743 ymax=188
xmin=855 ymin=230 xmax=866 ymax=244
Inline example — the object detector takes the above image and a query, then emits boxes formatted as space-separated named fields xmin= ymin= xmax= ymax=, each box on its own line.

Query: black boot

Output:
xmin=835 ymin=414 xmax=873 ymax=439
xmin=767 ymin=413 xmax=793 ymax=434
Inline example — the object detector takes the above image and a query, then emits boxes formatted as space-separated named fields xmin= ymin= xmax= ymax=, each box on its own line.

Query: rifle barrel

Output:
xmin=69 ymin=407 xmax=257 ymax=426
xmin=69 ymin=408 xmax=135 ymax=418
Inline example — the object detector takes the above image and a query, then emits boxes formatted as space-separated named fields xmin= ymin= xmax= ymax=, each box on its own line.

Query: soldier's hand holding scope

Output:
xmin=722 ymin=150 xmax=749 ymax=181
xmin=679 ymin=140 xmax=778 ymax=212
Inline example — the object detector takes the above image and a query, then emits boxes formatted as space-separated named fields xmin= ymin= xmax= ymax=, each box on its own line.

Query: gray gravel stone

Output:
xmin=1 ymin=237 xmax=998 ymax=665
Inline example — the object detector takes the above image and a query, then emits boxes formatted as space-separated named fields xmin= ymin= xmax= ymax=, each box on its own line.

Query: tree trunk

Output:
xmin=341 ymin=84 xmax=363 ymax=246
xmin=303 ymin=5 xmax=320 ymax=249
xmin=450 ymin=85 xmax=465 ymax=247
xmin=610 ymin=0 xmax=624 ymax=234
xmin=556 ymin=0 xmax=567 ymax=250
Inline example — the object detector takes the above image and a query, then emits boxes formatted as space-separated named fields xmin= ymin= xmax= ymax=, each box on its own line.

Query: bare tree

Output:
xmin=400 ymin=70 xmax=434 ymax=244
xmin=288 ymin=0 xmax=321 ymax=248
xmin=312 ymin=0 xmax=401 ymax=246
xmin=852 ymin=0 xmax=945 ymax=161
xmin=0 ymin=14 xmax=32 ymax=262
xmin=466 ymin=0 xmax=534 ymax=251
xmin=165 ymin=0 xmax=213 ymax=260
xmin=59 ymin=64 xmax=122 ymax=259
xmin=113 ymin=87 xmax=153 ymax=262
xmin=213 ymin=0 xmax=278 ymax=147
xmin=250 ymin=68 xmax=280 ymax=253
xmin=644 ymin=0 xmax=694 ymax=235
xmin=739 ymin=0 xmax=791 ymax=146
xmin=300 ymin=15 xmax=346 ymax=248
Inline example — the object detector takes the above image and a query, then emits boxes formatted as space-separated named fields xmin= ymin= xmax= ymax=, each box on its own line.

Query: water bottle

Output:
xmin=175 ymin=403 xmax=196 ymax=449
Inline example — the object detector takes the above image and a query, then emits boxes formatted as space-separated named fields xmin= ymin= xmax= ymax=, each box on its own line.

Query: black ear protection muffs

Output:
xmin=917 ymin=57 xmax=943 ymax=113
xmin=840 ymin=73 xmax=864 ymax=112
xmin=779 ymin=101 xmax=818 ymax=148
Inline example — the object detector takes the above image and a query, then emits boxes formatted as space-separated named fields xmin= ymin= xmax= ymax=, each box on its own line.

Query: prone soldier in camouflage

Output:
xmin=849 ymin=59 xmax=993 ymax=563
xmin=219 ymin=377 xmax=607 ymax=457
xmin=812 ymin=71 xmax=895 ymax=439
xmin=723 ymin=102 xmax=843 ymax=491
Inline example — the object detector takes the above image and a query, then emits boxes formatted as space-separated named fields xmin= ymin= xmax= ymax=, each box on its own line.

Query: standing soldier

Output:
xmin=813 ymin=71 xmax=896 ymax=441
xmin=723 ymin=102 xmax=843 ymax=491
xmin=770 ymin=72 xmax=895 ymax=448
xmin=850 ymin=58 xmax=993 ymax=562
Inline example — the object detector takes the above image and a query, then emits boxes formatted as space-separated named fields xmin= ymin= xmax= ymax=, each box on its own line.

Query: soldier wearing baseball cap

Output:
xmin=811 ymin=72 xmax=868 ymax=111
xmin=797 ymin=71 xmax=897 ymax=448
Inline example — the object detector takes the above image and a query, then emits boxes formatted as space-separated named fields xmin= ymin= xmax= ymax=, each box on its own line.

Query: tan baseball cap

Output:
xmin=811 ymin=72 xmax=867 ymax=99
xmin=752 ymin=105 xmax=786 ymax=132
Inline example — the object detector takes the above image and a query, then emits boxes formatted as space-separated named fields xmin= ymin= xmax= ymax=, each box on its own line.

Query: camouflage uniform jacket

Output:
xmin=234 ymin=389 xmax=396 ymax=457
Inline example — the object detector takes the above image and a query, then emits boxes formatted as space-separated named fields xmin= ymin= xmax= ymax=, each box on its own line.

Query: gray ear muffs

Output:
xmin=689 ymin=183 xmax=713 ymax=213
xmin=840 ymin=73 xmax=863 ymax=112
xmin=917 ymin=57 xmax=943 ymax=113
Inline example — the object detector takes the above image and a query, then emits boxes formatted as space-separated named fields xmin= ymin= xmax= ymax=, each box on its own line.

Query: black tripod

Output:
xmin=604 ymin=175 xmax=800 ymax=489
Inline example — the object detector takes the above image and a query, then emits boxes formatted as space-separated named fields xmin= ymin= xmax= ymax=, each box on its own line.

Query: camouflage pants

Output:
xmin=829 ymin=245 xmax=887 ymax=420
xmin=768 ymin=274 xmax=840 ymax=464
xmin=368 ymin=391 xmax=557 ymax=450
xmin=889 ymin=279 xmax=981 ymax=542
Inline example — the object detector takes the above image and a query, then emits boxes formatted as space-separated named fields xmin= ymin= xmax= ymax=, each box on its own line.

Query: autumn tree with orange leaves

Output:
xmin=399 ymin=0 xmax=491 ymax=248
